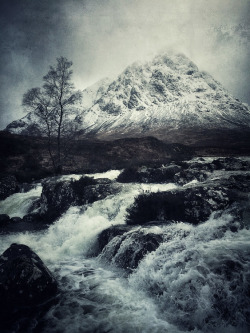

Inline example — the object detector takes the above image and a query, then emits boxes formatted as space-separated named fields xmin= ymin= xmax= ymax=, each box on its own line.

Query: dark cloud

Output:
xmin=0 ymin=0 xmax=250 ymax=129
xmin=0 ymin=0 xmax=67 ymax=127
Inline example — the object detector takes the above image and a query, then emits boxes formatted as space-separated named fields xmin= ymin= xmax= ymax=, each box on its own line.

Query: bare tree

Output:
xmin=22 ymin=57 xmax=82 ymax=173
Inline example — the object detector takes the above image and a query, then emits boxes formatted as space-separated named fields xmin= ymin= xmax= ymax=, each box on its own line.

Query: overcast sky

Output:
xmin=0 ymin=0 xmax=249 ymax=129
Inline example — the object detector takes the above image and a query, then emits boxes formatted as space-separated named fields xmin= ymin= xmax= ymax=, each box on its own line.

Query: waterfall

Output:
xmin=0 ymin=185 xmax=42 ymax=218
xmin=0 ymin=168 xmax=249 ymax=333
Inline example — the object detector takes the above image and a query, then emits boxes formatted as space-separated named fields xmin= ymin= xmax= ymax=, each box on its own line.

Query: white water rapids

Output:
xmin=0 ymin=170 xmax=249 ymax=333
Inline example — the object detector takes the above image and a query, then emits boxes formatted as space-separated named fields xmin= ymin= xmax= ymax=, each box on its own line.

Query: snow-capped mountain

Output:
xmin=6 ymin=52 xmax=250 ymax=140
xmin=80 ymin=77 xmax=112 ymax=111
xmin=5 ymin=77 xmax=112 ymax=136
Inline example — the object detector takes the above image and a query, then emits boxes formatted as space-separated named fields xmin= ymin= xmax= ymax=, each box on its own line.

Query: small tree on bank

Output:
xmin=22 ymin=57 xmax=82 ymax=173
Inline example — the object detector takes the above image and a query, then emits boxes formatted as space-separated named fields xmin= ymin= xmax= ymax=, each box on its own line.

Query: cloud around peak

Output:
xmin=0 ymin=0 xmax=249 ymax=129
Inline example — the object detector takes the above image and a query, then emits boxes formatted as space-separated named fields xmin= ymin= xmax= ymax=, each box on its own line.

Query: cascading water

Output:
xmin=128 ymin=216 xmax=250 ymax=332
xmin=0 ymin=168 xmax=249 ymax=333
xmin=0 ymin=185 xmax=42 ymax=218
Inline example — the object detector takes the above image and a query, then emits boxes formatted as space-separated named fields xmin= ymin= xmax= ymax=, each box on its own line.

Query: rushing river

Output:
xmin=0 ymin=169 xmax=249 ymax=333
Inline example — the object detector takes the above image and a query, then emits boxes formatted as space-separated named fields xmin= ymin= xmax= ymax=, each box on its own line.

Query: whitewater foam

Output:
xmin=128 ymin=214 xmax=250 ymax=332
xmin=0 ymin=185 xmax=42 ymax=218
xmin=0 ymin=171 xmax=249 ymax=332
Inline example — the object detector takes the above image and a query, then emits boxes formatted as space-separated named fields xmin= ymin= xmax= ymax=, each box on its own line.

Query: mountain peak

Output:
xmin=5 ymin=51 xmax=250 ymax=141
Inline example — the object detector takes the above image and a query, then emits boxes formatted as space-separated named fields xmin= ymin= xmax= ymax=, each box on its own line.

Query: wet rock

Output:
xmin=0 ymin=174 xmax=20 ymax=200
xmin=176 ymin=158 xmax=250 ymax=181
xmin=0 ymin=214 xmax=10 ymax=227
xmin=116 ymin=157 xmax=243 ymax=185
xmin=126 ymin=184 xmax=243 ymax=225
xmin=211 ymin=157 xmax=250 ymax=171
xmin=80 ymin=183 xmax=119 ymax=205
xmin=116 ymin=167 xmax=140 ymax=183
xmin=94 ymin=178 xmax=112 ymax=185
xmin=117 ymin=164 xmax=181 ymax=183
xmin=186 ymin=157 xmax=250 ymax=172
xmin=40 ymin=180 xmax=76 ymax=221
xmin=20 ymin=182 xmax=37 ymax=193
xmin=1 ymin=214 xmax=47 ymax=234
xmin=0 ymin=244 xmax=58 ymax=310
xmin=220 ymin=174 xmax=250 ymax=192
xmin=10 ymin=216 xmax=22 ymax=223
xmin=174 ymin=168 xmax=208 ymax=185
xmin=22 ymin=213 xmax=44 ymax=223
xmin=40 ymin=176 xmax=121 ymax=222
xmin=116 ymin=232 xmax=163 ymax=270
xmin=98 ymin=225 xmax=133 ymax=252
xmin=99 ymin=226 xmax=163 ymax=271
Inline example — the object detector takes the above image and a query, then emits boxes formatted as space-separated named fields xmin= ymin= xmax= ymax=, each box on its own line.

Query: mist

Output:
xmin=0 ymin=0 xmax=249 ymax=129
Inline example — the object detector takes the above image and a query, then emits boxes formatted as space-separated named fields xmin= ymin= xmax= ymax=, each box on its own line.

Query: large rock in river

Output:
xmin=0 ymin=243 xmax=58 ymax=312
xmin=117 ymin=164 xmax=182 ymax=183
xmin=98 ymin=225 xmax=163 ymax=271
xmin=40 ymin=176 xmax=120 ymax=222
xmin=126 ymin=183 xmax=245 ymax=225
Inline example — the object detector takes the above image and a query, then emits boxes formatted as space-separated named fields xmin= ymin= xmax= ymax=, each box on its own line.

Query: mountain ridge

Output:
xmin=6 ymin=52 xmax=250 ymax=141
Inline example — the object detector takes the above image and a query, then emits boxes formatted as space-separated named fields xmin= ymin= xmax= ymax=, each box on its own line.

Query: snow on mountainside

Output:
xmin=78 ymin=52 xmax=250 ymax=138
xmin=80 ymin=77 xmax=112 ymax=110
xmin=6 ymin=52 xmax=250 ymax=139
xmin=5 ymin=78 xmax=112 ymax=135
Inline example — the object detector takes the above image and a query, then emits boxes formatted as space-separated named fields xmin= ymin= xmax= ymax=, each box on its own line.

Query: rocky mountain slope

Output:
xmin=6 ymin=52 xmax=250 ymax=141
xmin=6 ymin=77 xmax=112 ymax=136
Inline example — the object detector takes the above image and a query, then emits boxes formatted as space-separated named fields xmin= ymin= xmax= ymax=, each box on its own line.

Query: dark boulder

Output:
xmin=117 ymin=164 xmax=181 ymax=183
xmin=126 ymin=184 xmax=243 ymax=225
xmin=0 ymin=174 xmax=20 ymax=200
xmin=22 ymin=212 xmax=45 ymax=223
xmin=10 ymin=216 xmax=22 ymax=223
xmin=220 ymin=174 xmax=250 ymax=193
xmin=211 ymin=157 xmax=250 ymax=171
xmin=20 ymin=182 xmax=37 ymax=193
xmin=19 ymin=213 xmax=47 ymax=233
xmin=174 ymin=168 xmax=208 ymax=185
xmin=173 ymin=158 xmax=250 ymax=185
xmin=40 ymin=176 xmax=121 ymax=222
xmin=0 ymin=214 xmax=10 ymax=227
xmin=98 ymin=225 xmax=133 ymax=253
xmin=0 ymin=244 xmax=58 ymax=310
xmin=1 ymin=214 xmax=47 ymax=234
xmin=98 ymin=225 xmax=163 ymax=271
xmin=80 ymin=183 xmax=119 ymax=205
xmin=94 ymin=178 xmax=112 ymax=185
xmin=183 ymin=157 xmax=250 ymax=173
xmin=184 ymin=160 xmax=215 ymax=172
xmin=116 ymin=167 xmax=141 ymax=183
xmin=116 ymin=158 xmax=245 ymax=185
xmin=40 ymin=179 xmax=76 ymax=221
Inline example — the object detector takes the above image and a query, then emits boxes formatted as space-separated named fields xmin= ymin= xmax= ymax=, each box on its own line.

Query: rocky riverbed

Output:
xmin=0 ymin=157 xmax=249 ymax=332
